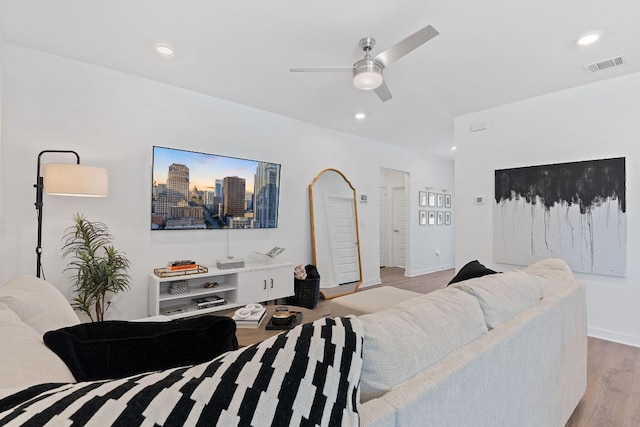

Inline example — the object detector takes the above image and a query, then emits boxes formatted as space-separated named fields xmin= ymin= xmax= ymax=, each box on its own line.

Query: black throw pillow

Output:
xmin=448 ymin=260 xmax=498 ymax=285
xmin=44 ymin=315 xmax=238 ymax=381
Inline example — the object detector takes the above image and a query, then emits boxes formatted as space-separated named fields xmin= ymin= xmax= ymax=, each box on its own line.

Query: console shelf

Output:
xmin=148 ymin=263 xmax=293 ymax=320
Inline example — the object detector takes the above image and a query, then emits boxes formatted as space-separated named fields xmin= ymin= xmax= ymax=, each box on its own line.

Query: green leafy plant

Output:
xmin=62 ymin=214 xmax=131 ymax=322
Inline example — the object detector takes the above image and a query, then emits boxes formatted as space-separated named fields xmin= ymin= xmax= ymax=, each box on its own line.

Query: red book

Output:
xmin=168 ymin=264 xmax=197 ymax=271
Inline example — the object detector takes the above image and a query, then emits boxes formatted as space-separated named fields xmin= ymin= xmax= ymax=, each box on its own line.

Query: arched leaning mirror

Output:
xmin=309 ymin=168 xmax=362 ymax=300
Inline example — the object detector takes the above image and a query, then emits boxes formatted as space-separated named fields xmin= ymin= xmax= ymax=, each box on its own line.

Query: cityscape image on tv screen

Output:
xmin=151 ymin=146 xmax=281 ymax=230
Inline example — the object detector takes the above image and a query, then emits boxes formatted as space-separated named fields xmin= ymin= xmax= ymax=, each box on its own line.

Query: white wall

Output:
xmin=377 ymin=160 xmax=455 ymax=277
xmin=408 ymin=155 xmax=455 ymax=275
xmin=454 ymin=72 xmax=640 ymax=347
xmin=0 ymin=34 xmax=3 ymax=230
xmin=0 ymin=43 xmax=454 ymax=320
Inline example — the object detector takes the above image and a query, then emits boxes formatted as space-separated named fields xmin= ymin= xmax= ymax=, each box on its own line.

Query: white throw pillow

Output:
xmin=0 ymin=276 xmax=79 ymax=335
xmin=523 ymin=258 xmax=575 ymax=297
xmin=358 ymin=288 xmax=488 ymax=402
xmin=0 ymin=302 xmax=76 ymax=389
xmin=452 ymin=270 xmax=541 ymax=329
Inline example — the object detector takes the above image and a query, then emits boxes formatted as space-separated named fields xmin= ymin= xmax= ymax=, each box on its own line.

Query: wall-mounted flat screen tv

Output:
xmin=151 ymin=146 xmax=281 ymax=230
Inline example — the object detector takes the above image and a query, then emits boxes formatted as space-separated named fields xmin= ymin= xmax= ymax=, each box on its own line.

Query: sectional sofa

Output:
xmin=0 ymin=258 xmax=586 ymax=426
xmin=350 ymin=258 xmax=587 ymax=426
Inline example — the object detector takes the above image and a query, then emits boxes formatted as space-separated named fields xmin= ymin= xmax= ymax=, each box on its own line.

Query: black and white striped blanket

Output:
xmin=0 ymin=316 xmax=363 ymax=427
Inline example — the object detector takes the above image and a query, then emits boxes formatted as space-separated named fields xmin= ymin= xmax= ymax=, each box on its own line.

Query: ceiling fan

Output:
xmin=290 ymin=25 xmax=439 ymax=102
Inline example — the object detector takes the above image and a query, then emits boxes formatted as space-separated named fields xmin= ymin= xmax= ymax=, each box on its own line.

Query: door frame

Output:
xmin=392 ymin=186 xmax=407 ymax=268
xmin=379 ymin=167 xmax=410 ymax=275
xmin=379 ymin=185 xmax=389 ymax=267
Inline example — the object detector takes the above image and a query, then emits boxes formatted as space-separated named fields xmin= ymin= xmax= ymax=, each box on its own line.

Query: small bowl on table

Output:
xmin=271 ymin=307 xmax=296 ymax=326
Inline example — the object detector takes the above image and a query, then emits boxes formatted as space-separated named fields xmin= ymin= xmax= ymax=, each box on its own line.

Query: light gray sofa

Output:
xmin=0 ymin=259 xmax=586 ymax=427
xmin=347 ymin=258 xmax=587 ymax=427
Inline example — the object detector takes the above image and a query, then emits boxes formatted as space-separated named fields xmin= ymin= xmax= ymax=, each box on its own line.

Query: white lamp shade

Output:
xmin=43 ymin=163 xmax=108 ymax=197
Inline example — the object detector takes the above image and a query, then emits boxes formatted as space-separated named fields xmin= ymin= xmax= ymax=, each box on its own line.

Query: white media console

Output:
xmin=148 ymin=263 xmax=293 ymax=319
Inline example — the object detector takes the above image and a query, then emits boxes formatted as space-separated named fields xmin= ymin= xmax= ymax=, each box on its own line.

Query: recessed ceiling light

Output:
xmin=576 ymin=31 xmax=603 ymax=46
xmin=155 ymin=43 xmax=175 ymax=57
xmin=451 ymin=146 xmax=457 ymax=151
xmin=354 ymin=112 xmax=367 ymax=120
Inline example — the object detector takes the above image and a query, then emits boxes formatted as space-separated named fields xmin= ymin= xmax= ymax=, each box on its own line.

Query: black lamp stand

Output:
xmin=34 ymin=150 xmax=80 ymax=278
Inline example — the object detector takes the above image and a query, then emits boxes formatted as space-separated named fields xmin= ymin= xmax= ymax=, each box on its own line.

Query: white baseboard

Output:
xmin=588 ymin=327 xmax=640 ymax=348
xmin=406 ymin=264 xmax=454 ymax=278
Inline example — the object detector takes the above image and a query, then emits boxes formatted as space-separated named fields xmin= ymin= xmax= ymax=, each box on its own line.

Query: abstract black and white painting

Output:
xmin=494 ymin=157 xmax=626 ymax=276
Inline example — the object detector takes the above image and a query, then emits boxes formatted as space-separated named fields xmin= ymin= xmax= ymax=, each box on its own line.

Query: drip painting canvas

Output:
xmin=494 ymin=157 xmax=626 ymax=277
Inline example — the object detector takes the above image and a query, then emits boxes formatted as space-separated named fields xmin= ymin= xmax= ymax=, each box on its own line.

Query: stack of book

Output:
xmin=192 ymin=295 xmax=226 ymax=310
xmin=168 ymin=260 xmax=198 ymax=272
xmin=232 ymin=307 xmax=267 ymax=329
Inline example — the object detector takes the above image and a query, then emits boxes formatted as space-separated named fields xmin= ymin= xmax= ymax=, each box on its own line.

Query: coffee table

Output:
xmin=220 ymin=304 xmax=322 ymax=347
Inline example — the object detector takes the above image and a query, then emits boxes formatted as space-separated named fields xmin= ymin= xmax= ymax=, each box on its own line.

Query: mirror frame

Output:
xmin=309 ymin=168 xmax=363 ymax=299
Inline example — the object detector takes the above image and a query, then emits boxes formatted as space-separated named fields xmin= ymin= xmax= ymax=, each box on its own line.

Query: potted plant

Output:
xmin=62 ymin=213 xmax=131 ymax=321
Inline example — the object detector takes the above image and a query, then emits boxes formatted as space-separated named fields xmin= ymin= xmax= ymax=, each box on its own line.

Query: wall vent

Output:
xmin=584 ymin=56 xmax=625 ymax=73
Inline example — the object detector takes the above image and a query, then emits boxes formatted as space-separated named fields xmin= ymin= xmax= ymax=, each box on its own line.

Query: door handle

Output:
xmin=270 ymin=278 xmax=274 ymax=288
xmin=263 ymin=279 xmax=267 ymax=290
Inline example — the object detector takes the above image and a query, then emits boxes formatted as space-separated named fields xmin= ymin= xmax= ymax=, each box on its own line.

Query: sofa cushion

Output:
xmin=330 ymin=286 xmax=421 ymax=317
xmin=0 ymin=302 xmax=76 ymax=389
xmin=448 ymin=260 xmax=498 ymax=285
xmin=523 ymin=258 xmax=575 ymax=297
xmin=358 ymin=287 xmax=488 ymax=402
xmin=0 ymin=316 xmax=363 ymax=427
xmin=43 ymin=315 xmax=239 ymax=381
xmin=452 ymin=270 xmax=541 ymax=329
xmin=0 ymin=276 xmax=79 ymax=335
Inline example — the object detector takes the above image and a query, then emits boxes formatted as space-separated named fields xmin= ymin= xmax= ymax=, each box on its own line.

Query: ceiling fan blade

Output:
xmin=374 ymin=25 xmax=439 ymax=67
xmin=289 ymin=66 xmax=353 ymax=72
xmin=374 ymin=80 xmax=393 ymax=102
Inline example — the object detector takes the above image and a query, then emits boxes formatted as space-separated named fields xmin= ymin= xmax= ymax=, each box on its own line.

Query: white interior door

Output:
xmin=326 ymin=196 xmax=360 ymax=284
xmin=392 ymin=187 xmax=406 ymax=268
xmin=379 ymin=186 xmax=389 ymax=267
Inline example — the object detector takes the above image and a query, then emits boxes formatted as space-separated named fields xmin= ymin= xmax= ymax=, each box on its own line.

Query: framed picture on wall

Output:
xmin=428 ymin=192 xmax=436 ymax=207
xmin=419 ymin=210 xmax=427 ymax=225
xmin=437 ymin=193 xmax=444 ymax=208
xmin=445 ymin=211 xmax=451 ymax=225
xmin=419 ymin=191 xmax=427 ymax=207
xmin=428 ymin=211 xmax=436 ymax=225
xmin=437 ymin=211 xmax=443 ymax=225
xmin=444 ymin=194 xmax=451 ymax=208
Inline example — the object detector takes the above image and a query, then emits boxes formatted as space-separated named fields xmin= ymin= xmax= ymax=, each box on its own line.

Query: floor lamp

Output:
xmin=34 ymin=150 xmax=108 ymax=278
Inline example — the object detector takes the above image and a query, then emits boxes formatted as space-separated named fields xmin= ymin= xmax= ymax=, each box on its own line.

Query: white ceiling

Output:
xmin=1 ymin=0 xmax=639 ymax=159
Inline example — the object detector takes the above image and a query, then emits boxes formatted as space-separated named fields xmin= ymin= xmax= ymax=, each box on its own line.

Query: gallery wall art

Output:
xmin=494 ymin=157 xmax=626 ymax=276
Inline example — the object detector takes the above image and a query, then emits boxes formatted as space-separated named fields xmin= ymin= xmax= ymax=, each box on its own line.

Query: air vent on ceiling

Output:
xmin=584 ymin=56 xmax=625 ymax=73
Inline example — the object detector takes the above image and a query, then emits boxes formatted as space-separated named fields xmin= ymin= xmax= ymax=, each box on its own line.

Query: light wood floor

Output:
xmin=237 ymin=267 xmax=640 ymax=426
xmin=567 ymin=337 xmax=640 ymax=427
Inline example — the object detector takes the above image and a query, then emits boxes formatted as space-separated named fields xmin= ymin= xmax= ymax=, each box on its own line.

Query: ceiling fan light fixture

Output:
xmin=353 ymin=59 xmax=383 ymax=90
